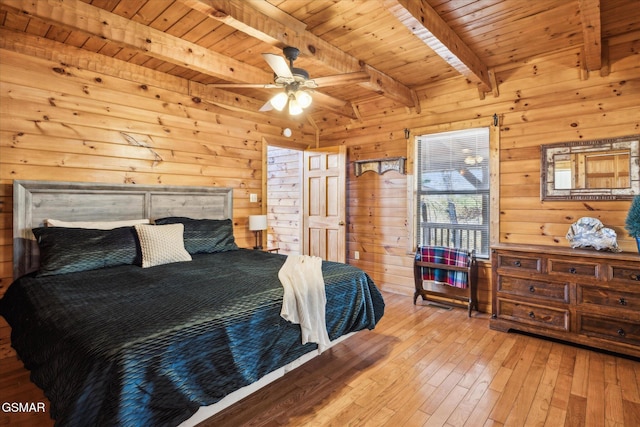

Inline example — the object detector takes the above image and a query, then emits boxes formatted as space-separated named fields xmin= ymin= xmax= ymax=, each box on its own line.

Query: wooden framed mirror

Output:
xmin=541 ymin=135 xmax=640 ymax=200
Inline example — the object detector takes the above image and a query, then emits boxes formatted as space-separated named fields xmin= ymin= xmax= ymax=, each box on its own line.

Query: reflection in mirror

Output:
xmin=553 ymin=159 xmax=572 ymax=189
xmin=553 ymin=150 xmax=630 ymax=190
xmin=541 ymin=135 xmax=639 ymax=200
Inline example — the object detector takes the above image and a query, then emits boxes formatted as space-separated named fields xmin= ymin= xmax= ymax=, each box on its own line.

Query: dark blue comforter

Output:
xmin=0 ymin=249 xmax=384 ymax=426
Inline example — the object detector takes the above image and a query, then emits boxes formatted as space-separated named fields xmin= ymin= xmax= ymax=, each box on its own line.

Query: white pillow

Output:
xmin=134 ymin=223 xmax=192 ymax=268
xmin=45 ymin=218 xmax=150 ymax=229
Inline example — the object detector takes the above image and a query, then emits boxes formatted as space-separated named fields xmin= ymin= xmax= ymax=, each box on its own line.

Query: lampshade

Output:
xmin=270 ymin=92 xmax=288 ymax=111
xmin=268 ymin=88 xmax=312 ymax=115
xmin=464 ymin=155 xmax=483 ymax=165
xmin=288 ymin=98 xmax=303 ymax=115
xmin=295 ymin=90 xmax=312 ymax=108
xmin=249 ymin=214 xmax=268 ymax=231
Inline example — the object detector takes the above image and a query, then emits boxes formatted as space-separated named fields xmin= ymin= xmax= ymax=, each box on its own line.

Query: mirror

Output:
xmin=541 ymin=135 xmax=640 ymax=200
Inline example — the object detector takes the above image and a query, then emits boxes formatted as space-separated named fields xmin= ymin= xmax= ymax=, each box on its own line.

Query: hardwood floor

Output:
xmin=1 ymin=291 xmax=639 ymax=426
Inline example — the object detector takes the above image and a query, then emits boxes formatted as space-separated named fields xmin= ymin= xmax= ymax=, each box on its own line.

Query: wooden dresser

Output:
xmin=491 ymin=244 xmax=640 ymax=358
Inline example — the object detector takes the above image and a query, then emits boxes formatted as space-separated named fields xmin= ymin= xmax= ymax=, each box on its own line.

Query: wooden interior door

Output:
xmin=303 ymin=146 xmax=346 ymax=262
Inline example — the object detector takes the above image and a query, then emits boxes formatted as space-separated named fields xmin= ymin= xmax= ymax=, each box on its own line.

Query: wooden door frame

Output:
xmin=263 ymin=138 xmax=347 ymax=260
xmin=302 ymin=146 xmax=347 ymax=262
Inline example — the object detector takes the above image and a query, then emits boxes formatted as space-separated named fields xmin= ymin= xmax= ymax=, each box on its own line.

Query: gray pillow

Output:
xmin=32 ymin=226 xmax=139 ymax=276
xmin=153 ymin=217 xmax=238 ymax=254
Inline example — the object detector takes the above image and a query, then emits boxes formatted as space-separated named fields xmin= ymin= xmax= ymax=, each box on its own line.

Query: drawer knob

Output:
xmin=618 ymin=328 xmax=626 ymax=337
xmin=631 ymin=273 xmax=640 ymax=281
xmin=529 ymin=311 xmax=535 ymax=319
xmin=514 ymin=260 xmax=521 ymax=267
xmin=569 ymin=267 xmax=577 ymax=274
xmin=529 ymin=285 xmax=536 ymax=293
xmin=619 ymin=298 xmax=627 ymax=306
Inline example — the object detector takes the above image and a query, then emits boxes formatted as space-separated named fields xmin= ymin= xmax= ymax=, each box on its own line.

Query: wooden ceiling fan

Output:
xmin=208 ymin=46 xmax=368 ymax=115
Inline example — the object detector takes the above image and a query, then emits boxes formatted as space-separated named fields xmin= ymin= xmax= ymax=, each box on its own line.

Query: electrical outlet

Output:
xmin=250 ymin=193 xmax=258 ymax=203
xmin=354 ymin=251 xmax=359 ymax=260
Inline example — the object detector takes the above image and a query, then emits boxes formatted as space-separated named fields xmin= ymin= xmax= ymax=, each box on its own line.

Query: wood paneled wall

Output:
xmin=322 ymin=34 xmax=640 ymax=311
xmin=0 ymin=37 xmax=304 ymax=295
xmin=266 ymin=146 xmax=302 ymax=254
xmin=0 ymin=28 xmax=638 ymax=315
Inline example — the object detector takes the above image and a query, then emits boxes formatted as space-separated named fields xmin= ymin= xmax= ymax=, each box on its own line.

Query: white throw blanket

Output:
xmin=278 ymin=254 xmax=331 ymax=352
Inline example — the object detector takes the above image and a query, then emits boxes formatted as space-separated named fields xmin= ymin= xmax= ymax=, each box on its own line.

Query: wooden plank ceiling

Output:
xmin=0 ymin=0 xmax=638 ymax=125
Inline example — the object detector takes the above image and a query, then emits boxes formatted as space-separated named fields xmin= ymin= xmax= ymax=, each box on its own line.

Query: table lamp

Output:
xmin=249 ymin=214 xmax=267 ymax=250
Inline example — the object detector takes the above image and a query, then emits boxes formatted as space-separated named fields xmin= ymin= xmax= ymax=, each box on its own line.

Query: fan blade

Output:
xmin=311 ymin=91 xmax=349 ymax=109
xmin=310 ymin=92 xmax=358 ymax=119
xmin=262 ymin=53 xmax=293 ymax=78
xmin=259 ymin=100 xmax=274 ymax=112
xmin=208 ymin=83 xmax=280 ymax=89
xmin=313 ymin=72 xmax=369 ymax=87
xmin=301 ymin=80 xmax=318 ymax=89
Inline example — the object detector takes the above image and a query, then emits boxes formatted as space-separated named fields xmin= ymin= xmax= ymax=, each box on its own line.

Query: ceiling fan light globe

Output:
xmin=296 ymin=91 xmax=313 ymax=108
xmin=288 ymin=99 xmax=303 ymax=115
xmin=270 ymin=92 xmax=288 ymax=111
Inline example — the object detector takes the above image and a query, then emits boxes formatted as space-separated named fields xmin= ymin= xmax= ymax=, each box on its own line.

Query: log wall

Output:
xmin=0 ymin=37 xmax=315 ymax=298
xmin=0 ymin=29 xmax=638 ymax=316
xmin=323 ymin=34 xmax=640 ymax=312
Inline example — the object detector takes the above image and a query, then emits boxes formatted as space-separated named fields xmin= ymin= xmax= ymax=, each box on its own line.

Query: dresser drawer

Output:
xmin=496 ymin=253 xmax=542 ymax=272
xmin=548 ymin=259 xmax=598 ymax=278
xmin=578 ymin=285 xmax=640 ymax=311
xmin=491 ymin=244 xmax=640 ymax=358
xmin=577 ymin=313 xmax=640 ymax=347
xmin=610 ymin=264 xmax=640 ymax=284
xmin=497 ymin=276 xmax=569 ymax=303
xmin=496 ymin=298 xmax=569 ymax=331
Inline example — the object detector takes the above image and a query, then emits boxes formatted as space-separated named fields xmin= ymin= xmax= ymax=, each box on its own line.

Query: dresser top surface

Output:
xmin=492 ymin=243 xmax=640 ymax=263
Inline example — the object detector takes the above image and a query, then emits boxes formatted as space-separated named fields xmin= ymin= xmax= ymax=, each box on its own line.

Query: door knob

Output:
xmin=338 ymin=221 xmax=345 ymax=226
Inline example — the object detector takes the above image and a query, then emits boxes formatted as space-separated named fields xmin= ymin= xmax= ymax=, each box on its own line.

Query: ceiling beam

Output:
xmin=0 ymin=27 xmax=317 ymax=141
xmin=0 ymin=0 xmax=273 ymax=83
xmin=178 ymin=0 xmax=419 ymax=111
xmin=383 ymin=0 xmax=492 ymax=93
xmin=313 ymin=72 xmax=370 ymax=88
xmin=0 ymin=0 xmax=357 ymax=119
xmin=578 ymin=0 xmax=602 ymax=72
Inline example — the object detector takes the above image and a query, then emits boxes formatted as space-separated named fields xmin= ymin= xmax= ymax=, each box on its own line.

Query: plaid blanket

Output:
xmin=415 ymin=246 xmax=470 ymax=288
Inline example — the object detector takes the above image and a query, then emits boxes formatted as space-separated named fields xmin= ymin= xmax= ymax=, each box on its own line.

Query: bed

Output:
xmin=1 ymin=180 xmax=385 ymax=427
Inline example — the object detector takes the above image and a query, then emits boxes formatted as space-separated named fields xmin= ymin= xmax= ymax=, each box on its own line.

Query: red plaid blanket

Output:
xmin=415 ymin=246 xmax=470 ymax=288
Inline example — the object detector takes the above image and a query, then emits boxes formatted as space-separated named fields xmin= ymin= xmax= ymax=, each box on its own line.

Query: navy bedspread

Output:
xmin=0 ymin=249 xmax=385 ymax=426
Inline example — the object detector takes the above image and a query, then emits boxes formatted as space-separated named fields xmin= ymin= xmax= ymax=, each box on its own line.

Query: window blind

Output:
xmin=417 ymin=128 xmax=490 ymax=258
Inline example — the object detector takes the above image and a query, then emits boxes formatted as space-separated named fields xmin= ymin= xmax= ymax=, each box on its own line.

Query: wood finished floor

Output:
xmin=1 ymin=291 xmax=639 ymax=426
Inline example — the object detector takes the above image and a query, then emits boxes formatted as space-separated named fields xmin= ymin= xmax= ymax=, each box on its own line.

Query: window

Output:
xmin=416 ymin=128 xmax=490 ymax=258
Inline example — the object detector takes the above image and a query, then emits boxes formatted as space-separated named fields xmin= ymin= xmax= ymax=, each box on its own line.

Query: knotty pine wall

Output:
xmin=324 ymin=34 xmax=640 ymax=312
xmin=0 ymin=36 xmax=316 ymax=304
xmin=0 ymin=29 xmax=638 ymax=316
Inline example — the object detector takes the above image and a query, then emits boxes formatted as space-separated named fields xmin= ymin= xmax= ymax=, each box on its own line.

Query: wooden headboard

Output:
xmin=13 ymin=180 xmax=234 ymax=278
